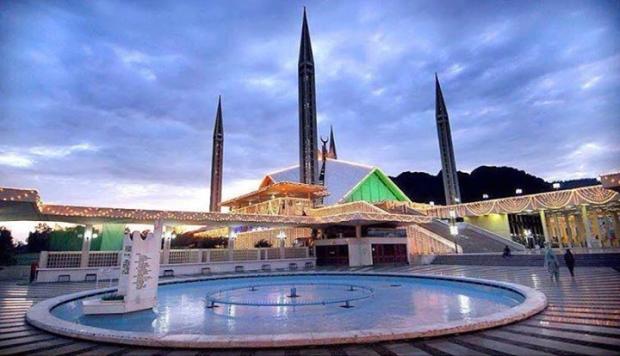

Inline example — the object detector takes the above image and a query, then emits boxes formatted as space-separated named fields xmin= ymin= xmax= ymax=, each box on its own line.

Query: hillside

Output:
xmin=391 ymin=166 xmax=598 ymax=204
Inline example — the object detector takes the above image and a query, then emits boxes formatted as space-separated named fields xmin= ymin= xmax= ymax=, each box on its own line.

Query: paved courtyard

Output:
xmin=1 ymin=265 xmax=619 ymax=355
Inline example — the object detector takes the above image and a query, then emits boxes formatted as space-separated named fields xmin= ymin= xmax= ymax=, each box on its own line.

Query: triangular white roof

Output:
xmin=265 ymin=159 xmax=374 ymax=205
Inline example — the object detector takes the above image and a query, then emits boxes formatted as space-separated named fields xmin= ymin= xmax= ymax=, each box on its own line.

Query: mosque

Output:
xmin=202 ymin=9 xmax=620 ymax=258
xmin=1 ymin=10 xmax=619 ymax=274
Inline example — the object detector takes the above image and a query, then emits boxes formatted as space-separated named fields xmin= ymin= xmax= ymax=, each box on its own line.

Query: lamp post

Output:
xmin=524 ymin=228 xmax=532 ymax=249
xmin=516 ymin=188 xmax=523 ymax=195
xmin=482 ymin=193 xmax=489 ymax=200
xmin=277 ymin=230 xmax=287 ymax=246
xmin=277 ymin=230 xmax=287 ymax=259
xmin=162 ymin=229 xmax=174 ymax=265
xmin=228 ymin=230 xmax=237 ymax=250
xmin=553 ymin=182 xmax=561 ymax=190
xmin=449 ymin=209 xmax=459 ymax=254
xmin=80 ymin=225 xmax=93 ymax=268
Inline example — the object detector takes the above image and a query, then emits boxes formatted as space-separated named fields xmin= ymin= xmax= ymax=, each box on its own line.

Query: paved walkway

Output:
xmin=1 ymin=265 xmax=619 ymax=355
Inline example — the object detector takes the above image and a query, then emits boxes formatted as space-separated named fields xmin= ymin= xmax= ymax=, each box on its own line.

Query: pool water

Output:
xmin=52 ymin=274 xmax=525 ymax=336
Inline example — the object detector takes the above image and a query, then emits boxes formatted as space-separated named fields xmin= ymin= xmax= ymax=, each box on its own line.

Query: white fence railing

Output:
xmin=39 ymin=247 xmax=310 ymax=269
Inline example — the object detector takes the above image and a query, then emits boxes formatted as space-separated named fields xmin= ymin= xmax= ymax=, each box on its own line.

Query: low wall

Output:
xmin=0 ymin=265 xmax=31 ymax=280
xmin=408 ymin=255 xmax=437 ymax=265
xmin=36 ymin=258 xmax=316 ymax=283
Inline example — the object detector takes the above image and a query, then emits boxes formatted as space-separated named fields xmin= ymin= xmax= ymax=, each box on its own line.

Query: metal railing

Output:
xmin=39 ymin=247 xmax=311 ymax=269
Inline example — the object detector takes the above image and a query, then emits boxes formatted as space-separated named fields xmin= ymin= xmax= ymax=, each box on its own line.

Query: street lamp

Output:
xmin=482 ymin=193 xmax=489 ymax=199
xmin=553 ymin=182 xmax=561 ymax=190
xmin=515 ymin=188 xmax=523 ymax=195
xmin=429 ymin=201 xmax=435 ymax=206
xmin=277 ymin=230 xmax=287 ymax=249
xmin=277 ymin=231 xmax=287 ymax=240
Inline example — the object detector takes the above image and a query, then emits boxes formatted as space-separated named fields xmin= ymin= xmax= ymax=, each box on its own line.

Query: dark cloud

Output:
xmin=0 ymin=0 xmax=619 ymax=209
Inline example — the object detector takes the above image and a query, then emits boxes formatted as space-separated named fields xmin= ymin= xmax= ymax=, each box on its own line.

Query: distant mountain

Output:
xmin=391 ymin=165 xmax=599 ymax=204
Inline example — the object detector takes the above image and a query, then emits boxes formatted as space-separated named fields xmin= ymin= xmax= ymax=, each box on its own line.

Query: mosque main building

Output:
xmin=201 ymin=9 xmax=620 ymax=261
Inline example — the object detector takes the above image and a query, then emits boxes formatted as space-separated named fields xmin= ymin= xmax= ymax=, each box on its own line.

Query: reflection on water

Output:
xmin=458 ymin=294 xmax=472 ymax=319
xmin=54 ymin=275 xmax=524 ymax=336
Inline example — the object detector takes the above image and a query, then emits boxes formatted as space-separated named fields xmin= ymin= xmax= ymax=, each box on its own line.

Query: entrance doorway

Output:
xmin=371 ymin=244 xmax=407 ymax=264
xmin=316 ymin=245 xmax=349 ymax=266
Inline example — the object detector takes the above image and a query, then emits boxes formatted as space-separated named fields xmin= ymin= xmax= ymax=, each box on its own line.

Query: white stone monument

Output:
xmin=83 ymin=221 xmax=163 ymax=315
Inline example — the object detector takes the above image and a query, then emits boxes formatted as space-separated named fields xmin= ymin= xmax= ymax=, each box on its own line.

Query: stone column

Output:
xmin=579 ymin=205 xmax=594 ymax=248
xmin=612 ymin=212 xmax=620 ymax=248
xmin=575 ymin=212 xmax=587 ymax=247
xmin=162 ymin=225 xmax=171 ymax=265
xmin=553 ymin=214 xmax=563 ymax=248
xmin=38 ymin=251 xmax=48 ymax=269
xmin=589 ymin=210 xmax=602 ymax=248
xmin=279 ymin=237 xmax=286 ymax=259
xmin=355 ymin=225 xmax=362 ymax=239
xmin=562 ymin=213 xmax=574 ymax=248
xmin=80 ymin=224 xmax=93 ymax=268
xmin=539 ymin=210 xmax=550 ymax=244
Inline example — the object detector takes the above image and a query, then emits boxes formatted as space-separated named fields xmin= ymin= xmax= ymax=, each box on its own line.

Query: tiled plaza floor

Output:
xmin=1 ymin=265 xmax=619 ymax=355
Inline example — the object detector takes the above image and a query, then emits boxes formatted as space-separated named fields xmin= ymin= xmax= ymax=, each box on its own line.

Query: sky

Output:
xmin=1 ymin=0 xmax=619 ymax=216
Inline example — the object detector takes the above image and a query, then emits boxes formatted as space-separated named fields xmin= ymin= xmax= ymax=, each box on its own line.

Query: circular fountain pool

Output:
xmin=27 ymin=273 xmax=546 ymax=348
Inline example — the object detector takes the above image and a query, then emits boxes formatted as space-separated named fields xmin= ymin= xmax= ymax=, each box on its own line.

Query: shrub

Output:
xmin=254 ymin=239 xmax=273 ymax=248
xmin=0 ymin=227 xmax=16 ymax=266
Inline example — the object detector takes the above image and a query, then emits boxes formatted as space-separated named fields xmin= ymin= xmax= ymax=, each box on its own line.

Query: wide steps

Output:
xmin=419 ymin=221 xmax=519 ymax=253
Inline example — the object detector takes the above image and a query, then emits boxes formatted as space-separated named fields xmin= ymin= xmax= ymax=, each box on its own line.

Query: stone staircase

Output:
xmin=432 ymin=251 xmax=620 ymax=267
xmin=419 ymin=220 xmax=525 ymax=253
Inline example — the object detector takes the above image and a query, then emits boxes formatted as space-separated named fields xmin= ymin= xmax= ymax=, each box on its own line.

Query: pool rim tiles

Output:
xmin=26 ymin=271 xmax=547 ymax=349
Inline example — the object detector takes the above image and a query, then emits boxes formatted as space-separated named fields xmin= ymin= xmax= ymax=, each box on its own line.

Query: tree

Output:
xmin=48 ymin=225 xmax=86 ymax=251
xmin=171 ymin=231 xmax=228 ymax=249
xmin=254 ymin=239 xmax=273 ymax=248
xmin=0 ymin=226 xmax=16 ymax=265
xmin=26 ymin=223 xmax=51 ymax=253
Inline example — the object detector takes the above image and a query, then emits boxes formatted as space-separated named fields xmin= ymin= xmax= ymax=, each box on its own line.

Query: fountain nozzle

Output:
xmin=288 ymin=287 xmax=299 ymax=298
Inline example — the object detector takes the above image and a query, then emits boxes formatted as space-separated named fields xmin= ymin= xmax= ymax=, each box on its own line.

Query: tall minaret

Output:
xmin=435 ymin=74 xmax=461 ymax=205
xmin=209 ymin=96 xmax=224 ymax=212
xmin=327 ymin=125 xmax=337 ymax=159
xmin=298 ymin=8 xmax=319 ymax=185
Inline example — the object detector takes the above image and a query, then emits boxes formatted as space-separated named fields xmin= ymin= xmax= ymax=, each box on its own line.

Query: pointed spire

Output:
xmin=298 ymin=7 xmax=318 ymax=185
xmin=299 ymin=7 xmax=314 ymax=65
xmin=434 ymin=74 xmax=461 ymax=205
xmin=327 ymin=125 xmax=337 ymax=159
xmin=210 ymin=95 xmax=224 ymax=212
xmin=214 ymin=95 xmax=223 ymax=136
xmin=435 ymin=73 xmax=447 ymax=118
